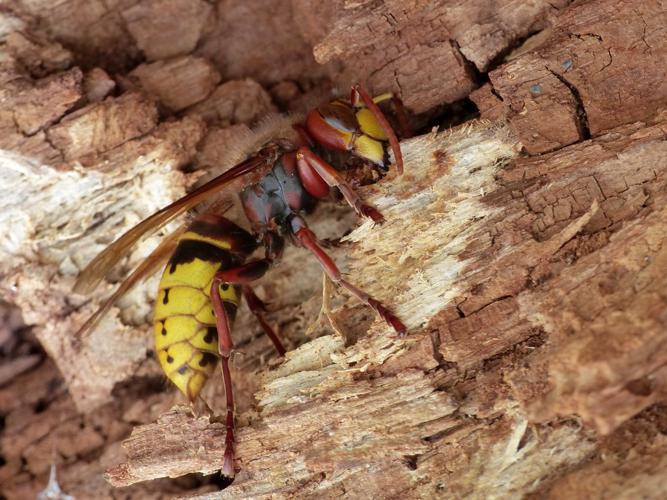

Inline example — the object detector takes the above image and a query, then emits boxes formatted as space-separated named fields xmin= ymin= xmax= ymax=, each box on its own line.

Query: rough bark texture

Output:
xmin=474 ymin=0 xmax=667 ymax=154
xmin=1 ymin=0 xmax=666 ymax=499
xmin=105 ymin=117 xmax=667 ymax=499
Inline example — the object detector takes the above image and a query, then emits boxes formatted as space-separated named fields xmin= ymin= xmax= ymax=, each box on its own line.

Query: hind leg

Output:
xmin=209 ymin=259 xmax=283 ymax=478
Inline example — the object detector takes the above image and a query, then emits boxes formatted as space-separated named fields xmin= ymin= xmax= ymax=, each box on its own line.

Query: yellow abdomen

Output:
xmin=153 ymin=216 xmax=257 ymax=401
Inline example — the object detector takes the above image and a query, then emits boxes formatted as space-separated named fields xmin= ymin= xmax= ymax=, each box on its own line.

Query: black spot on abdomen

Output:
xmin=198 ymin=352 xmax=217 ymax=367
xmin=204 ymin=327 xmax=216 ymax=344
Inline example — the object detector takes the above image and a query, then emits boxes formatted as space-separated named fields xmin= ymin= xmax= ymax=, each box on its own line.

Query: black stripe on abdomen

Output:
xmin=188 ymin=215 xmax=258 ymax=255
xmin=168 ymin=240 xmax=238 ymax=274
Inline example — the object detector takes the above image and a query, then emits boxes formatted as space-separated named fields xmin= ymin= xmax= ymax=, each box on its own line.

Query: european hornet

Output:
xmin=73 ymin=84 xmax=407 ymax=478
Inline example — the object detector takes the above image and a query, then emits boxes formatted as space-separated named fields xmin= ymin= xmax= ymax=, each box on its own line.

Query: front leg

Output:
xmin=296 ymin=146 xmax=385 ymax=223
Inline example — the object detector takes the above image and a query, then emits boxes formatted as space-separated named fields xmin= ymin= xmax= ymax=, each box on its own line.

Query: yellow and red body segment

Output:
xmin=153 ymin=215 xmax=257 ymax=401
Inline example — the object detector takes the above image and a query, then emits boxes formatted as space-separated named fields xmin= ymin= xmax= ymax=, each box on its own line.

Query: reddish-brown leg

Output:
xmin=351 ymin=84 xmax=404 ymax=175
xmin=296 ymin=146 xmax=385 ymax=223
xmin=291 ymin=220 xmax=406 ymax=336
xmin=218 ymin=358 xmax=235 ymax=477
xmin=389 ymin=96 xmax=414 ymax=139
xmin=367 ymin=93 xmax=413 ymax=139
xmin=210 ymin=279 xmax=236 ymax=477
xmin=213 ymin=259 xmax=284 ymax=355
xmin=209 ymin=259 xmax=282 ymax=477
xmin=242 ymin=286 xmax=285 ymax=356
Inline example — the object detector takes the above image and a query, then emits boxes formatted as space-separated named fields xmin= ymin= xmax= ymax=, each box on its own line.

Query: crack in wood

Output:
xmin=547 ymin=67 xmax=592 ymax=140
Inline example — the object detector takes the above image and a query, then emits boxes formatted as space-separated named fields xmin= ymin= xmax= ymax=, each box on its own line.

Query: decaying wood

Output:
xmin=125 ymin=56 xmax=222 ymax=113
xmin=104 ymin=118 xmax=667 ymax=498
xmin=1 ymin=0 xmax=667 ymax=498
xmin=300 ymin=0 xmax=571 ymax=113
xmin=474 ymin=0 xmax=667 ymax=154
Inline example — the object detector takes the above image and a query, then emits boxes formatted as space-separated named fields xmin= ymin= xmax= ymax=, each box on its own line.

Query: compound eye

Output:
xmin=319 ymin=102 xmax=358 ymax=133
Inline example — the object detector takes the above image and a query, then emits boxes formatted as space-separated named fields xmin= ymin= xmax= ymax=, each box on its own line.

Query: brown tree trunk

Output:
xmin=1 ymin=1 xmax=666 ymax=499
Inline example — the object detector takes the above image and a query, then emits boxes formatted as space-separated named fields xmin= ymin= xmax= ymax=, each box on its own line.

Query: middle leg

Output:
xmin=290 ymin=217 xmax=406 ymax=336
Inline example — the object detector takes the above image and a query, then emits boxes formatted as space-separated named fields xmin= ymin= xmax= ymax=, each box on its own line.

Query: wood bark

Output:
xmin=472 ymin=0 xmax=667 ymax=154
xmin=1 ymin=1 xmax=666 ymax=499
